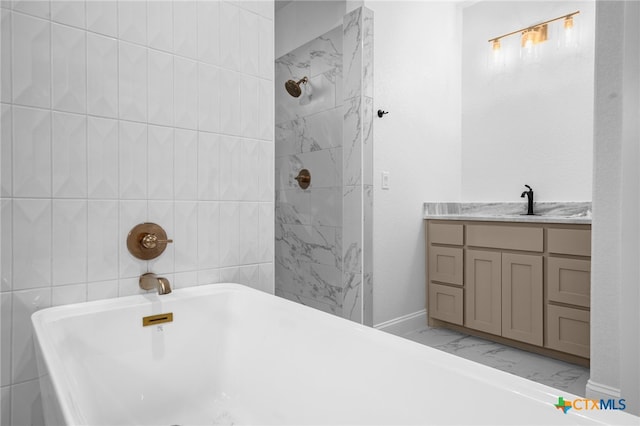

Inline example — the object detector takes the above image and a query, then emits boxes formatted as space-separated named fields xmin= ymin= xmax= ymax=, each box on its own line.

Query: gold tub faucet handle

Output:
xmin=127 ymin=223 xmax=173 ymax=260
xmin=140 ymin=233 xmax=174 ymax=249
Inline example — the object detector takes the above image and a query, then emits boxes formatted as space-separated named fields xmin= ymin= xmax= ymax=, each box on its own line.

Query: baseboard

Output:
xmin=374 ymin=309 xmax=427 ymax=336
xmin=586 ymin=380 xmax=621 ymax=400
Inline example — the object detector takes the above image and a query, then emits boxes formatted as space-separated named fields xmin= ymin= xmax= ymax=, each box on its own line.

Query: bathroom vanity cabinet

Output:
xmin=426 ymin=220 xmax=591 ymax=365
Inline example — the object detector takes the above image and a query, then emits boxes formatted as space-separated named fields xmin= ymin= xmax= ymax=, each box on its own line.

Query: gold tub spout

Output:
xmin=139 ymin=273 xmax=172 ymax=295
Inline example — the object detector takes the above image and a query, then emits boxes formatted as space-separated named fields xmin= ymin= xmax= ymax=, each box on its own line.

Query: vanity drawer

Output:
xmin=428 ymin=222 xmax=463 ymax=245
xmin=429 ymin=283 xmax=463 ymax=325
xmin=466 ymin=225 xmax=543 ymax=252
xmin=429 ymin=246 xmax=463 ymax=285
xmin=547 ymin=257 xmax=590 ymax=308
xmin=546 ymin=304 xmax=590 ymax=358
xmin=548 ymin=228 xmax=591 ymax=257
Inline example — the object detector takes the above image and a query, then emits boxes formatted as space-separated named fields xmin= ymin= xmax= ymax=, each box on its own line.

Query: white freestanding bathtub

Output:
xmin=32 ymin=283 xmax=637 ymax=425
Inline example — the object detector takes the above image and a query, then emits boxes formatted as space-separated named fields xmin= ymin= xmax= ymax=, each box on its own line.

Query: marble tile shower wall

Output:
xmin=343 ymin=8 xmax=373 ymax=326
xmin=274 ymin=26 xmax=344 ymax=316
xmin=274 ymin=7 xmax=373 ymax=325
xmin=0 ymin=1 xmax=274 ymax=425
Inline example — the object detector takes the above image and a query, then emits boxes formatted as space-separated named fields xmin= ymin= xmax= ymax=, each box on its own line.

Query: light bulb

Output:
xmin=564 ymin=16 xmax=574 ymax=31
xmin=560 ymin=14 xmax=578 ymax=48
xmin=520 ymin=29 xmax=540 ymax=62
xmin=488 ymin=38 xmax=506 ymax=71
xmin=521 ymin=30 xmax=535 ymax=48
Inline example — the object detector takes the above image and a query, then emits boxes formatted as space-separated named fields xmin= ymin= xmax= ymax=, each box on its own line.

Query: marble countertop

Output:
xmin=423 ymin=202 xmax=592 ymax=224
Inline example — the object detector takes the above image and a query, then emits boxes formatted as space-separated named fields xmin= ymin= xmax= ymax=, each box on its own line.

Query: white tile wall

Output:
xmin=87 ymin=117 xmax=118 ymax=198
xmin=219 ymin=68 xmax=241 ymax=135
xmin=118 ymin=41 xmax=148 ymax=122
xmin=0 ymin=106 xmax=10 ymax=198
xmin=148 ymin=126 xmax=174 ymax=200
xmin=197 ymin=63 xmax=220 ymax=132
xmin=87 ymin=279 xmax=118 ymax=302
xmin=173 ymin=57 xmax=198 ymax=129
xmin=52 ymin=112 xmax=87 ymax=197
xmin=148 ymin=1 xmax=172 ymax=52
xmin=11 ymin=288 xmax=51 ymax=383
xmin=0 ymin=200 xmax=12 ymax=293
xmin=219 ymin=202 xmax=240 ymax=267
xmin=51 ymin=24 xmax=86 ymax=114
xmin=87 ymin=200 xmax=118 ymax=281
xmin=12 ymin=200 xmax=51 ymax=290
xmin=52 ymin=200 xmax=87 ymax=286
xmin=118 ymin=0 xmax=146 ymax=45
xmin=51 ymin=0 xmax=85 ymax=28
xmin=12 ymin=106 xmax=51 ymax=197
xmin=220 ymin=1 xmax=240 ymax=71
xmin=174 ymin=129 xmax=198 ymax=199
xmin=240 ymin=203 xmax=260 ymax=264
xmin=241 ymin=75 xmax=260 ymax=139
xmin=1 ymin=9 xmax=11 ymax=104
xmin=0 ymin=1 xmax=274 ymax=424
xmin=240 ymin=8 xmax=259 ymax=75
xmin=10 ymin=379 xmax=43 ymax=426
xmin=12 ymin=0 xmax=49 ymax=20
xmin=12 ymin=12 xmax=50 ymax=108
xmin=1 ymin=293 xmax=11 ymax=386
xmin=197 ymin=132 xmax=220 ymax=201
xmin=197 ymin=1 xmax=220 ymax=65
xmin=0 ymin=386 xmax=10 ymax=426
xmin=118 ymin=121 xmax=147 ymax=199
xmin=174 ymin=201 xmax=198 ymax=271
xmin=86 ymin=1 xmax=117 ymax=37
xmin=197 ymin=201 xmax=220 ymax=269
xmin=52 ymin=283 xmax=87 ymax=307
xmin=219 ymin=135 xmax=241 ymax=200
xmin=148 ymin=50 xmax=174 ymax=126
xmin=173 ymin=0 xmax=197 ymax=59
xmin=87 ymin=33 xmax=118 ymax=117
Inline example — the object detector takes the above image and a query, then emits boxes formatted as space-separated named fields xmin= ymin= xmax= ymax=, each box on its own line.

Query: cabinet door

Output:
xmin=429 ymin=246 xmax=463 ymax=285
xmin=547 ymin=257 xmax=590 ymax=308
xmin=429 ymin=283 xmax=463 ymax=325
xmin=465 ymin=250 xmax=501 ymax=335
xmin=546 ymin=304 xmax=590 ymax=358
xmin=502 ymin=253 xmax=543 ymax=345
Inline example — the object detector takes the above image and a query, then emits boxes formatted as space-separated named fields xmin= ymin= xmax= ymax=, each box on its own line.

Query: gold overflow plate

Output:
xmin=142 ymin=312 xmax=173 ymax=327
xmin=127 ymin=223 xmax=173 ymax=260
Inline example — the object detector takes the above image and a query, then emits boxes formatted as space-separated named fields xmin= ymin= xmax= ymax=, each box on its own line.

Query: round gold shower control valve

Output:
xmin=127 ymin=223 xmax=173 ymax=260
xmin=295 ymin=169 xmax=311 ymax=190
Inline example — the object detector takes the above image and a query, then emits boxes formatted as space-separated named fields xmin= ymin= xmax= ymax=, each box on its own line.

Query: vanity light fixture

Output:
xmin=488 ymin=10 xmax=580 ymax=53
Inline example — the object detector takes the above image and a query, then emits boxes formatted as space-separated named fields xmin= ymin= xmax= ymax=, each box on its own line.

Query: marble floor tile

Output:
xmin=404 ymin=327 xmax=589 ymax=397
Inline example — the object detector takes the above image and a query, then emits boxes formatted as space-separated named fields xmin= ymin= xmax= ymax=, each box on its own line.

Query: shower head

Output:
xmin=285 ymin=77 xmax=308 ymax=98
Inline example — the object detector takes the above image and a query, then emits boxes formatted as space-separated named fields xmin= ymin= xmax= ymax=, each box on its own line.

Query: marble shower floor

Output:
xmin=403 ymin=326 xmax=590 ymax=397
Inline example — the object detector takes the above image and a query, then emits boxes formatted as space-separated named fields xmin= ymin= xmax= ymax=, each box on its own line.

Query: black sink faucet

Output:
xmin=521 ymin=185 xmax=534 ymax=215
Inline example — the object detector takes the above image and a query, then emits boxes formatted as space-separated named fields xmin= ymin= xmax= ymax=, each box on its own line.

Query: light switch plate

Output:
xmin=381 ymin=171 xmax=390 ymax=190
